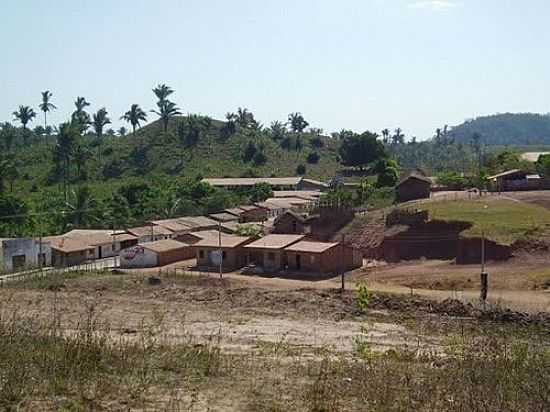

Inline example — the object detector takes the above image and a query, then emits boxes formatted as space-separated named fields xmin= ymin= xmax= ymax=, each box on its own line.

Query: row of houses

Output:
xmin=120 ymin=233 xmax=362 ymax=275
xmin=0 ymin=186 xmax=323 ymax=273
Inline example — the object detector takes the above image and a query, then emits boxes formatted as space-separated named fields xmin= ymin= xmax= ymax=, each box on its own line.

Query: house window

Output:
xmin=292 ymin=221 xmax=297 ymax=233
xmin=267 ymin=252 xmax=275 ymax=261
xmin=199 ymin=250 xmax=205 ymax=258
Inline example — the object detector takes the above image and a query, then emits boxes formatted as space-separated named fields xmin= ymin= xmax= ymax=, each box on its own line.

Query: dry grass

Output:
xmin=0 ymin=270 xmax=549 ymax=410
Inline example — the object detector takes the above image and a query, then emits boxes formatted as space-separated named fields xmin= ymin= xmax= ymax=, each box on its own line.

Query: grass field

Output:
xmin=418 ymin=198 xmax=550 ymax=244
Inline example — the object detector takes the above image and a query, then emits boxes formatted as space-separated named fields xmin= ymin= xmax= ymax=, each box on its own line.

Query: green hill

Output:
xmin=451 ymin=113 xmax=550 ymax=146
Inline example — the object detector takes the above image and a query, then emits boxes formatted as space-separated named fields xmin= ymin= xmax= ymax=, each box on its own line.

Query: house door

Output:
xmin=295 ymin=254 xmax=301 ymax=270
xmin=98 ymin=246 xmax=103 ymax=259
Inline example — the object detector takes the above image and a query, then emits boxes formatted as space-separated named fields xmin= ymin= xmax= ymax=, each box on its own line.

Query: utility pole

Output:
xmin=218 ymin=221 xmax=223 ymax=280
xmin=341 ymin=234 xmax=345 ymax=291
xmin=480 ymin=230 xmax=488 ymax=305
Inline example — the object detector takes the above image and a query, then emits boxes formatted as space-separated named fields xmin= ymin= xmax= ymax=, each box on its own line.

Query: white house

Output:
xmin=0 ymin=238 xmax=52 ymax=273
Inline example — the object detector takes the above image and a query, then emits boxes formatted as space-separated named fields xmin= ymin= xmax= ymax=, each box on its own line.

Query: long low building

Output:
xmin=284 ymin=240 xmax=362 ymax=273
xmin=193 ymin=233 xmax=253 ymax=272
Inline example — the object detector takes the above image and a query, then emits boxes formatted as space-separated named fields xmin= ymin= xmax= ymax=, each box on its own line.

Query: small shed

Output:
xmin=244 ymin=234 xmax=305 ymax=272
xmin=193 ymin=234 xmax=252 ymax=272
xmin=284 ymin=241 xmax=362 ymax=274
xmin=120 ymin=239 xmax=192 ymax=268
xmin=396 ymin=174 xmax=432 ymax=202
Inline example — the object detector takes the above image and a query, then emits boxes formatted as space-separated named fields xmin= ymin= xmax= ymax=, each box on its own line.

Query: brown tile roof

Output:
xmin=284 ymin=241 xmax=339 ymax=253
xmin=44 ymin=236 xmax=94 ymax=253
xmin=225 ymin=207 xmax=246 ymax=216
xmin=238 ymin=205 xmax=260 ymax=212
xmin=151 ymin=219 xmax=194 ymax=233
xmin=178 ymin=216 xmax=219 ymax=228
xmin=127 ymin=226 xmax=174 ymax=237
xmin=203 ymin=177 xmax=302 ymax=187
xmin=194 ymin=234 xmax=251 ymax=248
xmin=141 ymin=239 xmax=189 ymax=253
xmin=209 ymin=212 xmax=239 ymax=222
xmin=63 ymin=229 xmax=136 ymax=246
xmin=273 ymin=191 xmax=321 ymax=200
xmin=244 ymin=234 xmax=305 ymax=250
xmin=189 ymin=230 xmax=223 ymax=239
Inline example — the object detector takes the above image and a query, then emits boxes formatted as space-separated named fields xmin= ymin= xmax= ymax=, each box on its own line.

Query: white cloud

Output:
xmin=409 ymin=1 xmax=461 ymax=11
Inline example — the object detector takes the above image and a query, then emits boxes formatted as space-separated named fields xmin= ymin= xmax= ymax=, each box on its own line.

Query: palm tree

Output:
xmin=54 ymin=122 xmax=78 ymax=200
xmin=65 ymin=186 xmax=99 ymax=227
xmin=288 ymin=112 xmax=309 ymax=133
xmin=118 ymin=126 xmax=128 ymax=136
xmin=13 ymin=105 xmax=36 ymax=130
xmin=151 ymin=100 xmax=181 ymax=132
xmin=39 ymin=91 xmax=56 ymax=129
xmin=92 ymin=108 xmax=111 ymax=140
xmin=381 ymin=128 xmax=390 ymax=144
xmin=152 ymin=84 xmax=174 ymax=103
xmin=121 ymin=104 xmax=147 ymax=136
xmin=72 ymin=97 xmax=91 ymax=133
xmin=72 ymin=143 xmax=90 ymax=181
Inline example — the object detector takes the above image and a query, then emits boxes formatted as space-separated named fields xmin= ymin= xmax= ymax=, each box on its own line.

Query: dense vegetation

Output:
xmin=451 ymin=113 xmax=550 ymax=145
xmin=3 ymin=86 xmax=550 ymax=237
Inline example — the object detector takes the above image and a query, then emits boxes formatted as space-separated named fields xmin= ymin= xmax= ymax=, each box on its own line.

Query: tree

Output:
xmin=288 ymin=112 xmax=309 ymax=133
xmin=535 ymin=154 xmax=550 ymax=177
xmin=92 ymin=108 xmax=111 ymax=141
xmin=39 ymin=90 xmax=56 ymax=130
xmin=269 ymin=121 xmax=287 ymax=141
xmin=121 ymin=104 xmax=147 ymax=136
xmin=152 ymin=84 xmax=174 ymax=103
xmin=355 ymin=180 xmax=373 ymax=205
xmin=253 ymin=151 xmax=267 ymax=166
xmin=152 ymin=100 xmax=181 ymax=132
xmin=236 ymin=107 xmax=255 ymax=128
xmin=3 ymin=160 xmax=19 ymax=192
xmin=53 ymin=122 xmax=78 ymax=200
xmin=221 ymin=113 xmax=237 ymax=139
xmin=243 ymin=141 xmax=257 ymax=162
xmin=338 ymin=131 xmax=386 ymax=170
xmin=392 ymin=128 xmax=405 ymax=145
xmin=0 ymin=193 xmax=28 ymax=236
xmin=0 ymin=123 xmax=16 ymax=151
xmin=65 ymin=186 xmax=99 ymax=227
xmin=296 ymin=164 xmax=306 ymax=175
xmin=381 ymin=129 xmax=390 ymax=144
xmin=73 ymin=143 xmax=90 ymax=181
xmin=471 ymin=132 xmax=483 ymax=175
xmin=374 ymin=159 xmax=399 ymax=187
xmin=307 ymin=151 xmax=320 ymax=164
xmin=71 ymin=97 xmax=91 ymax=134
xmin=13 ymin=105 xmax=36 ymax=131
xmin=118 ymin=127 xmax=128 ymax=136
xmin=247 ymin=183 xmax=273 ymax=202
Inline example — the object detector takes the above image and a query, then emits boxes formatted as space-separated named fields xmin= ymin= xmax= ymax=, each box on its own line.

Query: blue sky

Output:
xmin=1 ymin=0 xmax=549 ymax=139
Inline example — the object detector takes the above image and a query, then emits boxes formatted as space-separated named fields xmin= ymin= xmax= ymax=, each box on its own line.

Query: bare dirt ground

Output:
xmin=0 ymin=273 xmax=436 ymax=358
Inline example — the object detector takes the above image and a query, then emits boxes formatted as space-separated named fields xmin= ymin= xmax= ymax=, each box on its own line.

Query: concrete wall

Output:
xmin=240 ymin=208 xmax=268 ymax=223
xmin=0 ymin=238 xmax=52 ymax=273
xmin=195 ymin=246 xmax=246 ymax=271
xmin=286 ymin=246 xmax=361 ymax=274
xmin=120 ymin=245 xmax=157 ymax=268
xmin=51 ymin=249 xmax=93 ymax=268
xmin=157 ymin=247 xmax=194 ymax=266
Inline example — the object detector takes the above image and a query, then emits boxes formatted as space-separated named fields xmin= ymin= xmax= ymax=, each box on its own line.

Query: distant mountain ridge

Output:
xmin=451 ymin=113 xmax=550 ymax=145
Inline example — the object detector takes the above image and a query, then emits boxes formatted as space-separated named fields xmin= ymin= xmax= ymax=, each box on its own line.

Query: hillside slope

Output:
xmin=451 ymin=113 xmax=550 ymax=145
